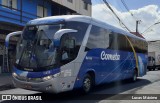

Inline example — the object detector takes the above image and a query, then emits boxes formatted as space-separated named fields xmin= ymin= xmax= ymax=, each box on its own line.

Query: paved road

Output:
xmin=0 ymin=70 xmax=160 ymax=103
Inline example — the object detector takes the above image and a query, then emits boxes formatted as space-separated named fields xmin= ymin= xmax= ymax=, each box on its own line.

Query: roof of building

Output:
xmin=130 ymin=32 xmax=145 ymax=39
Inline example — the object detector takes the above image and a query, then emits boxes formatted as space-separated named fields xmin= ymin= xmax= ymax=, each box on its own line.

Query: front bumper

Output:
xmin=12 ymin=76 xmax=61 ymax=93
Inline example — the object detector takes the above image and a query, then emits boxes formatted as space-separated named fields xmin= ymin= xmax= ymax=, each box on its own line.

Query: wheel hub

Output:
xmin=83 ymin=78 xmax=91 ymax=92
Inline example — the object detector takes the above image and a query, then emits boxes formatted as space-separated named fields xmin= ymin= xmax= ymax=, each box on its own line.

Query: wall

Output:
xmin=148 ymin=41 xmax=160 ymax=65
xmin=52 ymin=0 xmax=92 ymax=16
xmin=0 ymin=0 xmax=52 ymax=26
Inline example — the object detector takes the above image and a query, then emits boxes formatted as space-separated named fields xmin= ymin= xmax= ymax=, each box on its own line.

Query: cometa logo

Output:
xmin=101 ymin=51 xmax=120 ymax=60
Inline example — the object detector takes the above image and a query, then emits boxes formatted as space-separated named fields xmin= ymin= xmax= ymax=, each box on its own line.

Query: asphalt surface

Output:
xmin=0 ymin=70 xmax=160 ymax=103
xmin=0 ymin=73 xmax=14 ymax=91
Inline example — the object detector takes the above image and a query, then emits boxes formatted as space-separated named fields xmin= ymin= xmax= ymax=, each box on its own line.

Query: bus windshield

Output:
xmin=16 ymin=24 xmax=63 ymax=71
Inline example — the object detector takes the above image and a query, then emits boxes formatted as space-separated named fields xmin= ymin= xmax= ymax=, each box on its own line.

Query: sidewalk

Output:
xmin=0 ymin=73 xmax=15 ymax=91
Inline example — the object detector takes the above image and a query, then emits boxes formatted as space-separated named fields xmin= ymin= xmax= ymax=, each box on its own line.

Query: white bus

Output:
xmin=10 ymin=15 xmax=148 ymax=93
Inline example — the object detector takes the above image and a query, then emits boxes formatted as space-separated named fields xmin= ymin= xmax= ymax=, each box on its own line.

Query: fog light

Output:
xmin=46 ymin=85 xmax=52 ymax=90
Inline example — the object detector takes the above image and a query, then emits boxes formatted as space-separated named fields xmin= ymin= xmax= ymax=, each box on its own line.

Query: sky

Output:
xmin=92 ymin=0 xmax=160 ymax=41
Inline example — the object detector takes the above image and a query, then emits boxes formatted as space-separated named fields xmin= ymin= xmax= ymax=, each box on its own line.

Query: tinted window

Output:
xmin=129 ymin=38 xmax=148 ymax=53
xmin=108 ymin=32 xmax=119 ymax=50
xmin=108 ymin=33 xmax=132 ymax=51
xmin=86 ymin=26 xmax=110 ymax=50
xmin=59 ymin=21 xmax=88 ymax=65
xmin=86 ymin=25 xmax=147 ymax=54
xmin=117 ymin=34 xmax=130 ymax=51
xmin=66 ymin=21 xmax=88 ymax=47
xmin=109 ymin=33 xmax=147 ymax=53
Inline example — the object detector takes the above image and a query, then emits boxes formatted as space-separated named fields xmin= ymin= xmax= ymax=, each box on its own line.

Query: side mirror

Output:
xmin=5 ymin=31 xmax=22 ymax=48
xmin=53 ymin=29 xmax=77 ymax=47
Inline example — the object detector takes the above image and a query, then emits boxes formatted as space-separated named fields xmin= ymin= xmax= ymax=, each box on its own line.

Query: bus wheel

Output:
xmin=82 ymin=74 xmax=93 ymax=93
xmin=132 ymin=69 xmax=137 ymax=82
xmin=153 ymin=68 xmax=156 ymax=71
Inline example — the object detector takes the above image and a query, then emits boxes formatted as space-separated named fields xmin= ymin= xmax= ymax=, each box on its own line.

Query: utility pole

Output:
xmin=136 ymin=20 xmax=141 ymax=35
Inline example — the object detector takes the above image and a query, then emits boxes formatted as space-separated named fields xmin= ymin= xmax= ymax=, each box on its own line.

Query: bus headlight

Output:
xmin=12 ymin=72 xmax=18 ymax=78
xmin=42 ymin=75 xmax=52 ymax=81
xmin=53 ymin=73 xmax=60 ymax=78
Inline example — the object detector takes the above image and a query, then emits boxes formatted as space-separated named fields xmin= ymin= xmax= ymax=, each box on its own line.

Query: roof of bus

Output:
xmin=27 ymin=15 xmax=146 ymax=41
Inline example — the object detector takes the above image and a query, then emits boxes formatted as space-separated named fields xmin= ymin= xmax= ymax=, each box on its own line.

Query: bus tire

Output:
xmin=153 ymin=67 xmax=156 ymax=71
xmin=82 ymin=74 xmax=93 ymax=93
xmin=132 ymin=69 xmax=137 ymax=82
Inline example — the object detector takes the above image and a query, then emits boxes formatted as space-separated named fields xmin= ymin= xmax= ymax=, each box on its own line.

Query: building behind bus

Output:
xmin=0 ymin=0 xmax=92 ymax=73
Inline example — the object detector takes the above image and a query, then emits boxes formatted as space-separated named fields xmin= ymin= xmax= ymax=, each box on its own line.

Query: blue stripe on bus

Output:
xmin=73 ymin=48 xmax=147 ymax=88
xmin=13 ymin=67 xmax=60 ymax=78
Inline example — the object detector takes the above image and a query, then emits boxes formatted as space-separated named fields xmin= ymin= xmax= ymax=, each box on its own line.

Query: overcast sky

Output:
xmin=92 ymin=0 xmax=160 ymax=41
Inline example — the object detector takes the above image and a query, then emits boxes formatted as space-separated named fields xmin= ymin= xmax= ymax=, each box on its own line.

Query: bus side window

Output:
xmin=108 ymin=32 xmax=119 ymax=50
xmin=85 ymin=25 xmax=110 ymax=51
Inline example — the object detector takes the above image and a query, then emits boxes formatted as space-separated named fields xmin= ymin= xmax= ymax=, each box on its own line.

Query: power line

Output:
xmin=103 ymin=0 xmax=131 ymax=32
xmin=95 ymin=0 xmax=119 ymax=24
xmin=94 ymin=0 xmax=128 ymax=31
xmin=120 ymin=0 xmax=144 ymax=34
xmin=121 ymin=0 xmax=131 ymax=14
xmin=140 ymin=10 xmax=160 ymax=34
xmin=99 ymin=0 xmax=130 ymax=30
xmin=141 ymin=21 xmax=160 ymax=35
xmin=112 ymin=1 xmax=136 ymax=31
xmin=98 ymin=0 xmax=127 ymax=30
xmin=121 ymin=0 xmax=134 ymax=17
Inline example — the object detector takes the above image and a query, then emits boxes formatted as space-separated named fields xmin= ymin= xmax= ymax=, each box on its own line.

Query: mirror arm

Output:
xmin=53 ymin=29 xmax=77 ymax=47
xmin=5 ymin=31 xmax=22 ymax=48
xmin=54 ymin=29 xmax=77 ymax=40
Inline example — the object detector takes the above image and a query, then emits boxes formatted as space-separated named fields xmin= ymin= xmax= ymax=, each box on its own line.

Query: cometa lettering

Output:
xmin=101 ymin=51 xmax=120 ymax=60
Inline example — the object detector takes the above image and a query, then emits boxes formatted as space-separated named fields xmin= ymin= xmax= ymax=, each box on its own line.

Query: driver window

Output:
xmin=64 ymin=39 xmax=75 ymax=49
xmin=40 ymin=39 xmax=51 ymax=49
xmin=61 ymin=35 xmax=76 ymax=64
xmin=37 ymin=30 xmax=51 ymax=49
